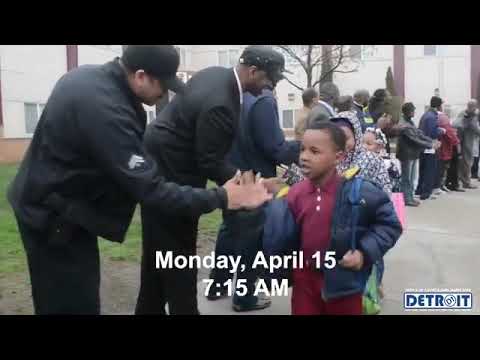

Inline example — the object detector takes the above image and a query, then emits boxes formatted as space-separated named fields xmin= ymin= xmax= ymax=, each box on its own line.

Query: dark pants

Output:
xmin=135 ymin=207 xmax=199 ymax=315
xmin=472 ymin=157 xmax=479 ymax=178
xmin=16 ymin=218 xmax=100 ymax=315
xmin=446 ymin=148 xmax=460 ymax=189
xmin=436 ymin=159 xmax=450 ymax=189
xmin=210 ymin=215 xmax=263 ymax=307
xmin=416 ymin=153 xmax=438 ymax=198
xmin=400 ymin=159 xmax=417 ymax=203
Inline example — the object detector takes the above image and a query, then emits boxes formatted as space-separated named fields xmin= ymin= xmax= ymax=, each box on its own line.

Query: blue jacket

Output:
xmin=418 ymin=110 xmax=443 ymax=140
xmin=262 ymin=176 xmax=402 ymax=300
xmin=228 ymin=90 xmax=300 ymax=178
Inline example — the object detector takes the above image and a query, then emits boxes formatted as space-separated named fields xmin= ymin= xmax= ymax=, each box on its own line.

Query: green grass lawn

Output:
xmin=0 ymin=164 xmax=221 ymax=274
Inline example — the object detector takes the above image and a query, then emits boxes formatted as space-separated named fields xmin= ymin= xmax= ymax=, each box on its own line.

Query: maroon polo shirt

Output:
xmin=287 ymin=171 xmax=341 ymax=262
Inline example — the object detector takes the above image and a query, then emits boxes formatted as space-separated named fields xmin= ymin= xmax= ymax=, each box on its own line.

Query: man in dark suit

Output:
xmin=136 ymin=46 xmax=288 ymax=314
xmin=208 ymin=86 xmax=300 ymax=311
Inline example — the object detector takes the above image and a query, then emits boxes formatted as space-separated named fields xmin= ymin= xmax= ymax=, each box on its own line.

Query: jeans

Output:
xmin=211 ymin=215 xmax=264 ymax=307
xmin=400 ymin=159 xmax=417 ymax=203
xmin=416 ymin=153 xmax=438 ymax=198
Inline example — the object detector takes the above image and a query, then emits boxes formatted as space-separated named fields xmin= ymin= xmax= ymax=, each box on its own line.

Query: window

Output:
xmin=424 ymin=45 xmax=437 ymax=56
xmin=229 ymin=50 xmax=239 ymax=67
xmin=218 ymin=50 xmax=229 ymax=67
xmin=24 ymin=103 xmax=45 ymax=135
xmin=282 ymin=110 xmax=294 ymax=129
xmin=349 ymin=45 xmax=377 ymax=60
xmin=218 ymin=49 xmax=239 ymax=67
xmin=349 ymin=45 xmax=362 ymax=60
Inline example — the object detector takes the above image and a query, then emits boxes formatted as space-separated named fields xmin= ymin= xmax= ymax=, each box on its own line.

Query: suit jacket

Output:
xmin=144 ymin=67 xmax=241 ymax=187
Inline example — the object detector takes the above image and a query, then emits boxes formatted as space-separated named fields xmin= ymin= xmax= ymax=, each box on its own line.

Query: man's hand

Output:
xmin=262 ymin=177 xmax=286 ymax=194
xmin=376 ymin=113 xmax=393 ymax=130
xmin=433 ymin=140 xmax=442 ymax=150
xmin=223 ymin=171 xmax=273 ymax=210
xmin=338 ymin=250 xmax=364 ymax=271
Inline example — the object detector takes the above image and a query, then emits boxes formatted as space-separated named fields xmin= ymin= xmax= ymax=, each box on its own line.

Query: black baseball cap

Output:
xmin=121 ymin=45 xmax=185 ymax=93
xmin=239 ymin=45 xmax=289 ymax=84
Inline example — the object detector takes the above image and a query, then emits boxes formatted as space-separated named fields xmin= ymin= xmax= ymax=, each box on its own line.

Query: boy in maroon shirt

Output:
xmin=285 ymin=122 xmax=401 ymax=315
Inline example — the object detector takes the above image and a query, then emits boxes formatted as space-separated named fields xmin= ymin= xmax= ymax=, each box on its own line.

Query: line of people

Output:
xmin=397 ymin=97 xmax=480 ymax=206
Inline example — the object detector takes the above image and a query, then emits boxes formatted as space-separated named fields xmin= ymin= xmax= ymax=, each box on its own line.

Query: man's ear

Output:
xmin=336 ymin=150 xmax=346 ymax=163
xmin=248 ymin=65 xmax=258 ymax=78
xmin=135 ymin=69 xmax=146 ymax=81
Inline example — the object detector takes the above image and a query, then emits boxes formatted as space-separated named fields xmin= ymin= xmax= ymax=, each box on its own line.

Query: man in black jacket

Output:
xmin=396 ymin=102 xmax=433 ymax=206
xmin=7 ymin=45 xmax=271 ymax=315
xmin=137 ymin=46 xmax=287 ymax=314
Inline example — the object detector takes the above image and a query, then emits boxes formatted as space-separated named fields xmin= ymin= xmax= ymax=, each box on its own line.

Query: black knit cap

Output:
xmin=239 ymin=45 xmax=288 ymax=84
xmin=430 ymin=96 xmax=443 ymax=108
xmin=121 ymin=45 xmax=185 ymax=93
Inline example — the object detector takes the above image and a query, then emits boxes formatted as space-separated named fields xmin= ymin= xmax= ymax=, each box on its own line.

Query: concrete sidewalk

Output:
xmin=198 ymin=187 xmax=480 ymax=315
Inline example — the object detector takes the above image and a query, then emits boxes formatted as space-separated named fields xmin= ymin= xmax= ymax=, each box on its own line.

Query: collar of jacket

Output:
xmin=319 ymin=100 xmax=337 ymax=117
xmin=105 ymin=58 xmax=148 ymax=130
xmin=353 ymin=101 xmax=364 ymax=110
xmin=402 ymin=115 xmax=415 ymax=126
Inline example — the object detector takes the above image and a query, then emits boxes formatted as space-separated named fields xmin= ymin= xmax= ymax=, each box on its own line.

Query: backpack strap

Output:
xmin=347 ymin=174 xmax=364 ymax=251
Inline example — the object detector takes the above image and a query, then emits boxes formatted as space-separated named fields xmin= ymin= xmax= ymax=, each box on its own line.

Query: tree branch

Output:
xmin=276 ymin=45 xmax=308 ymax=72
xmin=283 ymin=76 xmax=304 ymax=92
xmin=318 ymin=46 xmax=345 ymax=82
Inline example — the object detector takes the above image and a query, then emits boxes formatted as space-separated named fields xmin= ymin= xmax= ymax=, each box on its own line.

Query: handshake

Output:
xmin=222 ymin=170 xmax=286 ymax=210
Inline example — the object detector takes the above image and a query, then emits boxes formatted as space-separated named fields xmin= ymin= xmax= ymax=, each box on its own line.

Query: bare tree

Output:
xmin=273 ymin=45 xmax=364 ymax=91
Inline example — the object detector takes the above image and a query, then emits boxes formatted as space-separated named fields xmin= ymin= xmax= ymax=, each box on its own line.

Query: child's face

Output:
xmin=300 ymin=129 xmax=344 ymax=181
xmin=363 ymin=132 xmax=381 ymax=153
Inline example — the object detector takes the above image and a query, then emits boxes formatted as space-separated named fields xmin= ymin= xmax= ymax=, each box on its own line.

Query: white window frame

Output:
xmin=282 ymin=109 xmax=295 ymax=129
xmin=217 ymin=49 xmax=240 ymax=67
xmin=175 ymin=46 xmax=187 ymax=68
xmin=24 ymin=102 xmax=45 ymax=136
xmin=350 ymin=45 xmax=378 ymax=61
